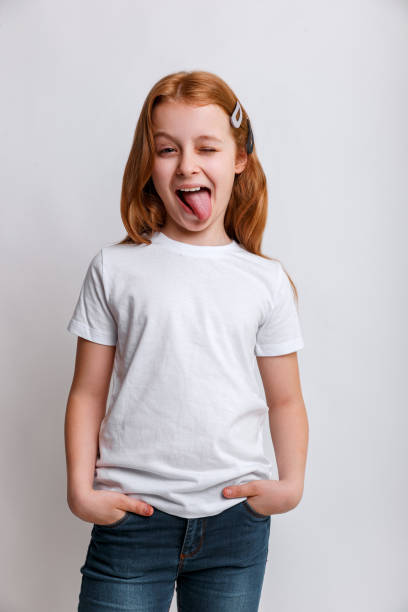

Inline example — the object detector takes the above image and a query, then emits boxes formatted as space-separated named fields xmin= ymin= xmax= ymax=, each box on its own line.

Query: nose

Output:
xmin=176 ymin=147 xmax=200 ymax=176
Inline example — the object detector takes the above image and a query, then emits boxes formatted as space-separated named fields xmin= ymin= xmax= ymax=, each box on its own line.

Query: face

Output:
xmin=150 ymin=101 xmax=247 ymax=237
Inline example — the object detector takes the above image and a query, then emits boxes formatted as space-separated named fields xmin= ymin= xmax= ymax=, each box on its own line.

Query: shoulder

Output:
xmin=232 ymin=244 xmax=285 ymax=283
xmin=93 ymin=241 xmax=152 ymax=287
xmin=232 ymin=245 xmax=297 ymax=308
xmin=100 ymin=240 xmax=150 ymax=264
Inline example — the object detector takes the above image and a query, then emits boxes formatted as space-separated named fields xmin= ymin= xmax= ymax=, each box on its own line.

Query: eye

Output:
xmin=157 ymin=147 xmax=217 ymax=155
xmin=158 ymin=147 xmax=175 ymax=155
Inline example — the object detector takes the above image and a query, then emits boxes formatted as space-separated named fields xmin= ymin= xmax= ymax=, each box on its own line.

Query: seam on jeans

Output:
xmin=180 ymin=518 xmax=207 ymax=559
xmin=176 ymin=518 xmax=207 ymax=577
xmin=176 ymin=519 xmax=190 ymax=578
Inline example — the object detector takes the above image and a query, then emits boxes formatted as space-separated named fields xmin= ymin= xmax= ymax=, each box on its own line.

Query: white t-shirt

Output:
xmin=67 ymin=230 xmax=304 ymax=518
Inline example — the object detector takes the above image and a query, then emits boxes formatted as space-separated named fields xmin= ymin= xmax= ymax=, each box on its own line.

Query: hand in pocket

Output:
xmin=68 ymin=489 xmax=154 ymax=525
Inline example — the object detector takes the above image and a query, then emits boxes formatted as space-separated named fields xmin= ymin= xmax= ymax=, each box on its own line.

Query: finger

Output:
xmin=132 ymin=500 xmax=154 ymax=516
xmin=117 ymin=494 xmax=154 ymax=516
xmin=223 ymin=486 xmax=245 ymax=498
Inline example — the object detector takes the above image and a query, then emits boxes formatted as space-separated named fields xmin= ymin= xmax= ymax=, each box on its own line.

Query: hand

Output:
xmin=222 ymin=479 xmax=303 ymax=515
xmin=68 ymin=489 xmax=154 ymax=525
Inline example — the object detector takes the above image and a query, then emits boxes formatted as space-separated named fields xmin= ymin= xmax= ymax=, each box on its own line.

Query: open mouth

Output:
xmin=175 ymin=187 xmax=211 ymax=214
xmin=175 ymin=189 xmax=194 ymax=212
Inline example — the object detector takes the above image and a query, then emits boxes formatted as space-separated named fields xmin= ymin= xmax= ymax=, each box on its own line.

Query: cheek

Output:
xmin=211 ymin=168 xmax=234 ymax=192
xmin=151 ymin=157 xmax=164 ymax=176
xmin=206 ymin=154 xmax=235 ymax=179
xmin=151 ymin=161 xmax=171 ymax=188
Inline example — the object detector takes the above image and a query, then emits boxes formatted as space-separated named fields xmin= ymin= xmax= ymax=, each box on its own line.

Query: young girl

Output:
xmin=65 ymin=70 xmax=308 ymax=612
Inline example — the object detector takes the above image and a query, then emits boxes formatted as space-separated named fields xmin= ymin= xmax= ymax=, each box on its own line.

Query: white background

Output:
xmin=1 ymin=0 xmax=407 ymax=610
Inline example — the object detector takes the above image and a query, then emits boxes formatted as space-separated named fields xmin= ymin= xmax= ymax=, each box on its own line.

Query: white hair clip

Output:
xmin=230 ymin=100 xmax=243 ymax=128
xmin=230 ymin=99 xmax=254 ymax=154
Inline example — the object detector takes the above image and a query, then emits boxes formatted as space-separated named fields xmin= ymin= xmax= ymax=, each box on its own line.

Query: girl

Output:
xmin=65 ymin=70 xmax=308 ymax=612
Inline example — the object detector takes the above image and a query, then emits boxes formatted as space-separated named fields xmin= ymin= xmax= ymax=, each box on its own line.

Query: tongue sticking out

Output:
xmin=181 ymin=188 xmax=212 ymax=221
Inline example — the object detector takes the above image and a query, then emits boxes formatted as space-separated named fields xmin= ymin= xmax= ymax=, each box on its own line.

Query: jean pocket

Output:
xmin=242 ymin=499 xmax=270 ymax=519
xmin=94 ymin=511 xmax=132 ymax=528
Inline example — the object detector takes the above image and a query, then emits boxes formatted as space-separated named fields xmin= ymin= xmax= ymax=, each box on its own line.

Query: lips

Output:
xmin=175 ymin=184 xmax=211 ymax=192
xmin=175 ymin=186 xmax=211 ymax=197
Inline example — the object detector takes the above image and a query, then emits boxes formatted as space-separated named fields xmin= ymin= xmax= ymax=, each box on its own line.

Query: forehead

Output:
xmin=152 ymin=101 xmax=230 ymax=141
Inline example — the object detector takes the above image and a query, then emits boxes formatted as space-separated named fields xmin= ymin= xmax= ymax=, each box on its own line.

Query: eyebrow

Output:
xmin=153 ymin=131 xmax=224 ymax=143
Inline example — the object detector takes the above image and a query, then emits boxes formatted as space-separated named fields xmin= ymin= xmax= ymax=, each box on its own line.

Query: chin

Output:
xmin=165 ymin=211 xmax=210 ymax=233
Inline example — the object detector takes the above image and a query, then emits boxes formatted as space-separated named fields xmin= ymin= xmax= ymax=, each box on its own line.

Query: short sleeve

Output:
xmin=255 ymin=263 xmax=304 ymax=356
xmin=67 ymin=249 xmax=117 ymax=346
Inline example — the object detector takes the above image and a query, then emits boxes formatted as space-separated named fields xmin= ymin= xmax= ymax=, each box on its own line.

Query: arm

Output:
xmin=257 ymin=351 xmax=308 ymax=507
xmin=222 ymin=351 xmax=308 ymax=514
xmin=65 ymin=337 xmax=154 ymax=524
xmin=64 ymin=337 xmax=116 ymax=513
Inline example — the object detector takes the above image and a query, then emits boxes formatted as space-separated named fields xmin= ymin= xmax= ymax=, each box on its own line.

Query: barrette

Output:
xmin=230 ymin=100 xmax=254 ymax=154
xmin=230 ymin=100 xmax=243 ymax=128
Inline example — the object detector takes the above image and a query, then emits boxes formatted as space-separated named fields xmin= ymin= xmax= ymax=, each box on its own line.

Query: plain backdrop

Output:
xmin=1 ymin=0 xmax=407 ymax=610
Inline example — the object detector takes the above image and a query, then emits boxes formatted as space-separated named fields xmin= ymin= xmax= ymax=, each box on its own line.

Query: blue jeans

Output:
xmin=78 ymin=499 xmax=271 ymax=611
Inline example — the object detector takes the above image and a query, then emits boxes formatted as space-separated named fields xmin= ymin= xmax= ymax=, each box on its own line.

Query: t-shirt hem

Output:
xmin=254 ymin=337 xmax=304 ymax=356
xmin=67 ymin=319 xmax=117 ymax=346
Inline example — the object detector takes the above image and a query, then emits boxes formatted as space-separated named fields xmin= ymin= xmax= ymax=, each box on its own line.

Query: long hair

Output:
xmin=114 ymin=70 xmax=299 ymax=302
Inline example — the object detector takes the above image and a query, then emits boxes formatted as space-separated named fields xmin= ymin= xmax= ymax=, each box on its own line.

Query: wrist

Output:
xmin=67 ymin=486 xmax=94 ymax=513
xmin=279 ymin=478 xmax=304 ymax=504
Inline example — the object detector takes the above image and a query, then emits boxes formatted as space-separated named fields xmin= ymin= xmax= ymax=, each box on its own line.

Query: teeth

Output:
xmin=179 ymin=187 xmax=202 ymax=192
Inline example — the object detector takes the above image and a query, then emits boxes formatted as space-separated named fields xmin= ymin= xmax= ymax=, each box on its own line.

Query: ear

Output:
xmin=234 ymin=147 xmax=248 ymax=175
